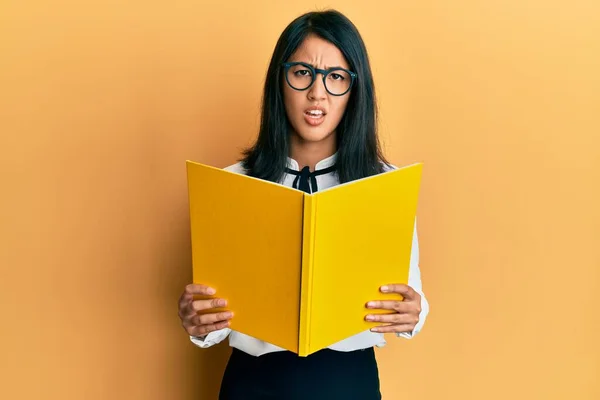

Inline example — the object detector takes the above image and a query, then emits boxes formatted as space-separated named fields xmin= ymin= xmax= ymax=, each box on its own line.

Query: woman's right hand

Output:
xmin=178 ymin=284 xmax=233 ymax=337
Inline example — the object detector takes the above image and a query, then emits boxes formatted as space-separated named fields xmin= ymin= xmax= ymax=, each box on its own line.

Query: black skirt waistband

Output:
xmin=219 ymin=347 xmax=381 ymax=400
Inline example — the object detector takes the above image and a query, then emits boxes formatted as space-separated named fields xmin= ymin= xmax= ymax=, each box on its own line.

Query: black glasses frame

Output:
xmin=281 ymin=61 xmax=357 ymax=96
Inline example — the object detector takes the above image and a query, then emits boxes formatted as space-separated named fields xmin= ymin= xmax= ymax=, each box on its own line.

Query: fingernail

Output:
xmin=367 ymin=301 xmax=375 ymax=308
xmin=380 ymin=285 xmax=389 ymax=292
xmin=371 ymin=327 xmax=380 ymax=332
xmin=366 ymin=315 xmax=374 ymax=321
xmin=207 ymin=287 xmax=216 ymax=295
xmin=218 ymin=299 xmax=227 ymax=307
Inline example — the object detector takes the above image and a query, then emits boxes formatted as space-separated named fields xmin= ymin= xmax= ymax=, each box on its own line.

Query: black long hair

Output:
xmin=240 ymin=9 xmax=389 ymax=184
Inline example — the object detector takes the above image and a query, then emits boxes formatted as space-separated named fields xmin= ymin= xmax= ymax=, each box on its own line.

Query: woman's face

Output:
xmin=282 ymin=34 xmax=352 ymax=145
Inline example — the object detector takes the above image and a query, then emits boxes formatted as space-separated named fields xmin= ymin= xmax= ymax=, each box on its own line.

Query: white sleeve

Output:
xmin=396 ymin=219 xmax=430 ymax=339
xmin=189 ymin=328 xmax=231 ymax=348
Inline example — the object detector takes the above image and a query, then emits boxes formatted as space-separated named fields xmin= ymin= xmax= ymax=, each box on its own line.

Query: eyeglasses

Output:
xmin=281 ymin=61 xmax=357 ymax=96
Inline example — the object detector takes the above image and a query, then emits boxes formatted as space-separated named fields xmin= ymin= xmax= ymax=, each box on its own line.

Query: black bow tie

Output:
xmin=285 ymin=165 xmax=337 ymax=194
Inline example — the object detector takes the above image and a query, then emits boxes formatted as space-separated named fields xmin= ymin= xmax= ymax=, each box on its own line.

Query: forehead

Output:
xmin=288 ymin=34 xmax=349 ymax=69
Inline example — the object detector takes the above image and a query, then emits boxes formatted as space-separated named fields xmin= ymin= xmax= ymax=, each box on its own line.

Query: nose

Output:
xmin=307 ymin=74 xmax=327 ymax=100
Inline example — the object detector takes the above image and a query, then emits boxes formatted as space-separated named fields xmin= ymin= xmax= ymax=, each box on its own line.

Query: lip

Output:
xmin=303 ymin=106 xmax=327 ymax=127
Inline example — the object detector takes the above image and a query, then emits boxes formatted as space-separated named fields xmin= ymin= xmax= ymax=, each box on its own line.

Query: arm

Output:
xmin=396 ymin=220 xmax=429 ymax=338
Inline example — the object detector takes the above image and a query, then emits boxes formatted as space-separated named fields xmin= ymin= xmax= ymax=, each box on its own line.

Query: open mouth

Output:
xmin=304 ymin=110 xmax=326 ymax=126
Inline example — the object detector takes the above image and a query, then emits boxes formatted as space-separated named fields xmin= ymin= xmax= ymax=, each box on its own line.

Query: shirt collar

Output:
xmin=286 ymin=151 xmax=338 ymax=172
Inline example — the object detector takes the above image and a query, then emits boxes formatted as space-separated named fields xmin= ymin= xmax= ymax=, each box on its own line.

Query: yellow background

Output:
xmin=1 ymin=1 xmax=598 ymax=399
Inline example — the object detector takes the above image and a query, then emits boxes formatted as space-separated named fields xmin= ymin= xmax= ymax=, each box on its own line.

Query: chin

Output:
xmin=294 ymin=126 xmax=336 ymax=143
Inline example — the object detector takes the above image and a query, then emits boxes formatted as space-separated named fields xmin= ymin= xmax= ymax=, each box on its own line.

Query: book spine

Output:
xmin=298 ymin=194 xmax=317 ymax=357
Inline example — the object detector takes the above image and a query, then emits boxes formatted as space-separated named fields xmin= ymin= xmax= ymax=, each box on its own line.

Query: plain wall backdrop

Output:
xmin=1 ymin=0 xmax=599 ymax=399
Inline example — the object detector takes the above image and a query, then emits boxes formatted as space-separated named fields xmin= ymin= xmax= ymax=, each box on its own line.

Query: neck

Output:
xmin=289 ymin=132 xmax=337 ymax=171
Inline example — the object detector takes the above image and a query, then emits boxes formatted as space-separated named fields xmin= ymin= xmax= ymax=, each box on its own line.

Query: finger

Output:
xmin=366 ymin=300 xmax=413 ymax=312
xmin=188 ymin=320 xmax=231 ymax=336
xmin=370 ymin=324 xmax=414 ymax=333
xmin=380 ymin=284 xmax=417 ymax=299
xmin=179 ymin=284 xmax=217 ymax=313
xmin=185 ymin=283 xmax=217 ymax=296
xmin=182 ymin=309 xmax=233 ymax=327
xmin=195 ymin=311 xmax=234 ymax=326
xmin=365 ymin=312 xmax=419 ymax=325
xmin=187 ymin=297 xmax=227 ymax=314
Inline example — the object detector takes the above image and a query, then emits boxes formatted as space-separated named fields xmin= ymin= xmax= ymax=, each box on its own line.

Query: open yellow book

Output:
xmin=186 ymin=160 xmax=422 ymax=357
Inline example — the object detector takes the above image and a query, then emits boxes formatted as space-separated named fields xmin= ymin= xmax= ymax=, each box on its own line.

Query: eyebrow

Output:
xmin=294 ymin=61 xmax=347 ymax=70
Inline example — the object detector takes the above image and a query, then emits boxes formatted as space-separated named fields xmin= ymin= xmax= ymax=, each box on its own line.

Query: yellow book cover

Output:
xmin=186 ymin=160 xmax=422 ymax=356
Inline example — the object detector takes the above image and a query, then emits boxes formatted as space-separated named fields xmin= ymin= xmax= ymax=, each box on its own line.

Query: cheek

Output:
xmin=283 ymin=87 xmax=302 ymax=117
xmin=328 ymin=97 xmax=350 ymax=125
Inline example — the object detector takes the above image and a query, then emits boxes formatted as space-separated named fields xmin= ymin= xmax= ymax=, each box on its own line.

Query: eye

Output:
xmin=294 ymin=69 xmax=312 ymax=77
xmin=330 ymin=73 xmax=345 ymax=81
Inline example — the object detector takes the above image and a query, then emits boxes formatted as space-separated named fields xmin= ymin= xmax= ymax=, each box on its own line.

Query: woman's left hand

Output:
xmin=365 ymin=284 xmax=421 ymax=333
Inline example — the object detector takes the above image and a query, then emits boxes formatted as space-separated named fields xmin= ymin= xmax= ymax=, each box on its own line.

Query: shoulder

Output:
xmin=379 ymin=160 xmax=419 ymax=228
xmin=223 ymin=161 xmax=248 ymax=175
xmin=380 ymin=161 xmax=398 ymax=172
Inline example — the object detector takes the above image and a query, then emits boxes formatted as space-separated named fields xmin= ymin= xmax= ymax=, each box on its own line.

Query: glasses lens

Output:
xmin=286 ymin=64 xmax=314 ymax=90
xmin=325 ymin=69 xmax=352 ymax=95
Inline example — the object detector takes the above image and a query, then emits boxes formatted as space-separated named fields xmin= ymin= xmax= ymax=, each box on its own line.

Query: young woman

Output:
xmin=178 ymin=9 xmax=429 ymax=400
